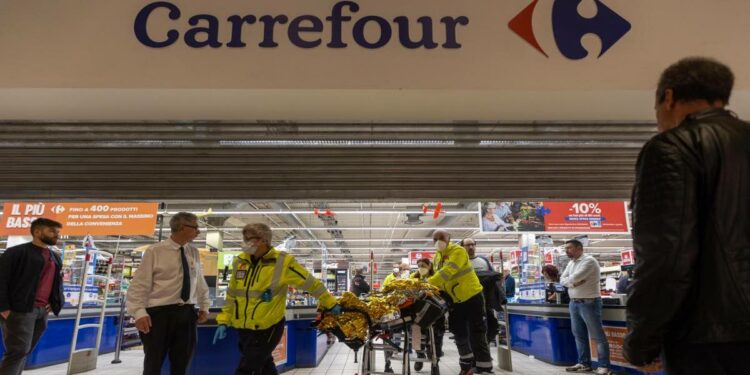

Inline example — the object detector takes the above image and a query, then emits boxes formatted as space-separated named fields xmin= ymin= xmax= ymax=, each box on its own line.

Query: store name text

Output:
xmin=134 ymin=1 xmax=470 ymax=49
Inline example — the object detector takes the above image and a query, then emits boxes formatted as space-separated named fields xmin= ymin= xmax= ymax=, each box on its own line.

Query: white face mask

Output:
xmin=435 ymin=240 xmax=448 ymax=251
xmin=418 ymin=267 xmax=429 ymax=276
xmin=393 ymin=267 xmax=400 ymax=274
xmin=242 ymin=241 xmax=258 ymax=255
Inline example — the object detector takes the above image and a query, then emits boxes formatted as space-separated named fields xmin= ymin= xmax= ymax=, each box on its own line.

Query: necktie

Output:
xmin=180 ymin=246 xmax=191 ymax=302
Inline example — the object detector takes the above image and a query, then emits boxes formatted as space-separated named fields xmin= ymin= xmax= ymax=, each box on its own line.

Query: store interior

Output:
xmin=0 ymin=199 xmax=635 ymax=374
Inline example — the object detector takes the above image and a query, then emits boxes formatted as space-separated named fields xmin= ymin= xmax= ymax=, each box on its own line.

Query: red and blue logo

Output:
xmin=508 ymin=0 xmax=631 ymax=59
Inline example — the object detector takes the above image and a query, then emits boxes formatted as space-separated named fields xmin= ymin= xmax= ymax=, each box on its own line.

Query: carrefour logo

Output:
xmin=508 ymin=0 xmax=631 ymax=59
xmin=133 ymin=0 xmax=630 ymax=56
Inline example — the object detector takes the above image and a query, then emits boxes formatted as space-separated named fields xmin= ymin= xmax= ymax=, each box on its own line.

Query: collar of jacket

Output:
xmin=439 ymin=242 xmax=464 ymax=257
xmin=684 ymin=107 xmax=734 ymax=123
xmin=237 ymin=247 xmax=279 ymax=263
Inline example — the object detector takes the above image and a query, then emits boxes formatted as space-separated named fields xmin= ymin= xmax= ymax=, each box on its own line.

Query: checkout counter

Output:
xmin=507 ymin=299 xmax=663 ymax=375
xmin=0 ymin=302 xmax=332 ymax=374
xmin=170 ymin=305 xmax=331 ymax=374
xmin=0 ymin=307 xmax=123 ymax=369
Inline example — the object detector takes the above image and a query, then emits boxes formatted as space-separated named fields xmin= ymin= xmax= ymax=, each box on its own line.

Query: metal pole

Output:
xmin=111 ymin=294 xmax=126 ymax=364
xmin=110 ymin=236 xmax=124 ymax=364
xmin=157 ymin=202 xmax=166 ymax=241
xmin=369 ymin=251 xmax=374 ymax=293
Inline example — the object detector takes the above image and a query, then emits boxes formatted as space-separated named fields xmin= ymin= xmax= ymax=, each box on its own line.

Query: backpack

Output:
xmin=475 ymin=270 xmax=507 ymax=311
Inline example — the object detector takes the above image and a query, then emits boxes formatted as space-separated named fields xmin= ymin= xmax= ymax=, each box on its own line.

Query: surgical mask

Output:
xmin=242 ymin=242 xmax=258 ymax=255
xmin=435 ymin=240 xmax=448 ymax=251
xmin=393 ymin=267 xmax=400 ymax=274
xmin=418 ymin=267 xmax=429 ymax=276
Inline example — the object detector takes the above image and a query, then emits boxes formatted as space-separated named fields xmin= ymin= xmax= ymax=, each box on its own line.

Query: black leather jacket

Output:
xmin=624 ymin=108 xmax=750 ymax=366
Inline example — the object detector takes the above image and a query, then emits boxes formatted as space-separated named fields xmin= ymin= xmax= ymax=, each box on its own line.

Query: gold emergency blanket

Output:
xmin=316 ymin=279 xmax=440 ymax=341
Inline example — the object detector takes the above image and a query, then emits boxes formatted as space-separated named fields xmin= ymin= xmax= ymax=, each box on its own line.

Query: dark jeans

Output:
xmin=236 ymin=318 xmax=285 ymax=375
xmin=139 ymin=304 xmax=197 ymax=375
xmin=449 ymin=293 xmax=493 ymax=371
xmin=663 ymin=341 xmax=750 ymax=375
xmin=0 ymin=307 xmax=48 ymax=375
xmin=569 ymin=298 xmax=609 ymax=368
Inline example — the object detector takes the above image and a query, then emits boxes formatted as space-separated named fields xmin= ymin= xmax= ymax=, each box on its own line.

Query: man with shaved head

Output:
xmin=429 ymin=231 xmax=494 ymax=374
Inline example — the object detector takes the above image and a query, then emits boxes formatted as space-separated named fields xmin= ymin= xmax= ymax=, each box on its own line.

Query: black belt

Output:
xmin=147 ymin=303 xmax=195 ymax=312
xmin=571 ymin=298 xmax=600 ymax=303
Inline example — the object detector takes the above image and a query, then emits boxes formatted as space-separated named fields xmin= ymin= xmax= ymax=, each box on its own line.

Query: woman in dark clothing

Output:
xmin=542 ymin=264 xmax=570 ymax=304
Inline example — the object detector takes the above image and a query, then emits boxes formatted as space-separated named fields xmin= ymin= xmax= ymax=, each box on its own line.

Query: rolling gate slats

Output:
xmin=0 ymin=123 xmax=653 ymax=200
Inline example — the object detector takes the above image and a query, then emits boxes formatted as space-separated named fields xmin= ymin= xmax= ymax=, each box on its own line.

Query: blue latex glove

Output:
xmin=213 ymin=325 xmax=227 ymax=345
xmin=261 ymin=289 xmax=273 ymax=302
xmin=331 ymin=304 xmax=343 ymax=315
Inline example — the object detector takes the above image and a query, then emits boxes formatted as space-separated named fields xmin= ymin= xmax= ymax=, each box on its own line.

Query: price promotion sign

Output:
xmin=620 ymin=249 xmax=635 ymax=270
xmin=543 ymin=202 xmax=629 ymax=233
xmin=0 ymin=202 xmax=158 ymax=236
xmin=479 ymin=201 xmax=629 ymax=233
xmin=408 ymin=251 xmax=435 ymax=267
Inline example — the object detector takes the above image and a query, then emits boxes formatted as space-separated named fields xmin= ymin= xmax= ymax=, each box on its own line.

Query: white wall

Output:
xmin=1 ymin=0 xmax=748 ymax=121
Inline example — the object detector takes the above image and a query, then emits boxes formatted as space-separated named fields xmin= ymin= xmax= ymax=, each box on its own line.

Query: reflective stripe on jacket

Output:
xmin=217 ymin=248 xmax=336 ymax=330
xmin=428 ymin=242 xmax=483 ymax=303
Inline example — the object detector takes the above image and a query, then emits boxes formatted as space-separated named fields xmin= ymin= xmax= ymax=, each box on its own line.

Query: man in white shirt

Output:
xmin=127 ymin=212 xmax=210 ymax=375
xmin=560 ymin=239 xmax=611 ymax=375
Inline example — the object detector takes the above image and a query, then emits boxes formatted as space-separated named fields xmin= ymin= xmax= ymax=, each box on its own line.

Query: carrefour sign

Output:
xmin=134 ymin=1 xmax=470 ymax=50
xmin=2 ymin=0 xmax=748 ymax=92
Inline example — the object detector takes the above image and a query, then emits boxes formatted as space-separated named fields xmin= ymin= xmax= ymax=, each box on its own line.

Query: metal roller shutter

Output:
xmin=0 ymin=123 xmax=654 ymax=200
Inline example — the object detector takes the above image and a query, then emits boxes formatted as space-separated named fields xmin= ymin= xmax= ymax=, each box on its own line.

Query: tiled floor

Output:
xmin=27 ymin=341 xmax=571 ymax=375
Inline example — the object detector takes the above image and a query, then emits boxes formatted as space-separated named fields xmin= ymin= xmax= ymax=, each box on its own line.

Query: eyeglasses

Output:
xmin=183 ymin=224 xmax=199 ymax=230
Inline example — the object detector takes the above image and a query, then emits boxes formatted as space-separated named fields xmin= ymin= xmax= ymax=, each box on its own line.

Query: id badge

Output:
xmin=235 ymin=269 xmax=248 ymax=280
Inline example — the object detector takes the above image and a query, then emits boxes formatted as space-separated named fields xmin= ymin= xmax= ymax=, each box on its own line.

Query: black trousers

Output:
xmin=663 ymin=341 xmax=750 ymax=375
xmin=485 ymin=306 xmax=499 ymax=344
xmin=449 ymin=293 xmax=493 ymax=371
xmin=139 ymin=304 xmax=197 ymax=375
xmin=236 ymin=318 xmax=285 ymax=375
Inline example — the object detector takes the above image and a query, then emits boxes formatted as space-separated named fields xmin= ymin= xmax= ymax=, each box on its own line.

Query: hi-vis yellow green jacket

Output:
xmin=217 ymin=248 xmax=336 ymax=330
xmin=383 ymin=272 xmax=399 ymax=288
xmin=428 ymin=242 xmax=483 ymax=303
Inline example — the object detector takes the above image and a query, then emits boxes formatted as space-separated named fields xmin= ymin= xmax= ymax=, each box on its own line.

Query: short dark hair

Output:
xmin=542 ymin=264 xmax=560 ymax=282
xmin=565 ymin=239 xmax=583 ymax=249
xmin=169 ymin=212 xmax=198 ymax=233
xmin=656 ymin=57 xmax=734 ymax=105
xmin=416 ymin=258 xmax=432 ymax=267
xmin=30 ymin=218 xmax=62 ymax=235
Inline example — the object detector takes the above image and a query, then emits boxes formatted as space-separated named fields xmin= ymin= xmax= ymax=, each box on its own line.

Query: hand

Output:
xmin=573 ymin=279 xmax=586 ymax=287
xmin=135 ymin=316 xmax=152 ymax=334
xmin=638 ymin=359 xmax=662 ymax=374
xmin=213 ymin=325 xmax=227 ymax=345
xmin=46 ymin=305 xmax=52 ymax=313
xmin=331 ymin=304 xmax=342 ymax=315
xmin=197 ymin=310 xmax=209 ymax=323
xmin=0 ymin=310 xmax=9 ymax=319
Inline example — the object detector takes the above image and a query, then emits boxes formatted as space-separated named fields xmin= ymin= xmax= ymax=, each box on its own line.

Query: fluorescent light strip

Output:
xmin=162 ymin=210 xmax=477 ymax=216
xmin=286 ymin=239 xmax=521 ymax=243
xmin=219 ymin=140 xmax=455 ymax=146
xmin=154 ymin=227 xmax=476 ymax=232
